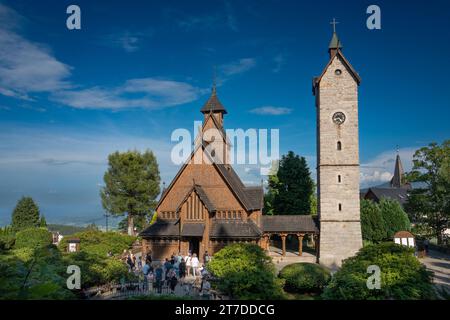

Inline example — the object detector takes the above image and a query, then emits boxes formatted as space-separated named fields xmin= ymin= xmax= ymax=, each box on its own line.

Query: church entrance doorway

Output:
xmin=188 ymin=238 xmax=200 ymax=256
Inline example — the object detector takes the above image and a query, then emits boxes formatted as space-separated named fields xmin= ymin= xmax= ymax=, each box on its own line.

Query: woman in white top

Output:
xmin=191 ymin=253 xmax=199 ymax=277
xmin=185 ymin=254 xmax=192 ymax=277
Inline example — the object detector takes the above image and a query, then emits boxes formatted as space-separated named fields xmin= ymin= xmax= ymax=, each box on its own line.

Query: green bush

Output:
xmin=0 ymin=245 xmax=76 ymax=300
xmin=279 ymin=263 xmax=331 ymax=294
xmin=59 ymin=229 xmax=135 ymax=257
xmin=15 ymin=227 xmax=52 ymax=249
xmin=206 ymin=243 xmax=285 ymax=299
xmin=322 ymin=242 xmax=436 ymax=300
xmin=59 ymin=230 xmax=136 ymax=288
xmin=0 ymin=227 xmax=16 ymax=251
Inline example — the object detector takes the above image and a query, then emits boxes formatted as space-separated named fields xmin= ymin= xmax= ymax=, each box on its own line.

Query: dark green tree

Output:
xmin=263 ymin=174 xmax=279 ymax=215
xmin=268 ymin=151 xmax=314 ymax=215
xmin=405 ymin=140 xmax=450 ymax=245
xmin=379 ymin=198 xmax=411 ymax=239
xmin=100 ymin=150 xmax=161 ymax=235
xmin=39 ymin=215 xmax=47 ymax=228
xmin=11 ymin=197 xmax=41 ymax=232
xmin=360 ymin=199 xmax=386 ymax=242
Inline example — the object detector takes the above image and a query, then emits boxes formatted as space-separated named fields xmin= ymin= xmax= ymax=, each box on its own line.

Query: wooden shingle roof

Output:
xmin=262 ymin=215 xmax=319 ymax=233
xmin=200 ymin=90 xmax=227 ymax=114
xmin=181 ymin=223 xmax=205 ymax=237
xmin=139 ymin=221 xmax=179 ymax=237
xmin=210 ymin=220 xmax=262 ymax=238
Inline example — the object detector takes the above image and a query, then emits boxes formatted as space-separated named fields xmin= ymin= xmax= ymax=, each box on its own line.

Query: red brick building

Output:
xmin=140 ymin=85 xmax=318 ymax=261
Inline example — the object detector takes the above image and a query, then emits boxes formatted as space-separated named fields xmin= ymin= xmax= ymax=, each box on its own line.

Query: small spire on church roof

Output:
xmin=328 ymin=18 xmax=343 ymax=52
xmin=391 ymin=151 xmax=405 ymax=188
xmin=200 ymin=68 xmax=227 ymax=114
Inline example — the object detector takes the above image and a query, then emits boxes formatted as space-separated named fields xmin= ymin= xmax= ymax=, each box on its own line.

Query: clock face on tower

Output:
xmin=332 ymin=112 xmax=346 ymax=125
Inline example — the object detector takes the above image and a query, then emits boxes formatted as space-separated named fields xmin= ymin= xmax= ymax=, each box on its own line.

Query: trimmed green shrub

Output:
xmin=15 ymin=227 xmax=52 ymax=249
xmin=207 ymin=243 xmax=285 ymax=299
xmin=322 ymin=242 xmax=436 ymax=300
xmin=279 ymin=263 xmax=331 ymax=294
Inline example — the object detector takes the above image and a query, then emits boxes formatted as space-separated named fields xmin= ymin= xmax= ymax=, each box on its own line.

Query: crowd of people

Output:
xmin=121 ymin=249 xmax=212 ymax=298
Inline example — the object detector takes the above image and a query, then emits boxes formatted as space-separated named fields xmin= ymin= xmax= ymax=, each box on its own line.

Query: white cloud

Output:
xmin=0 ymin=4 xmax=202 ymax=110
xmin=220 ymin=58 xmax=256 ymax=76
xmin=360 ymin=147 xmax=416 ymax=188
xmin=0 ymin=29 xmax=72 ymax=96
xmin=249 ymin=106 xmax=292 ymax=115
xmin=52 ymin=78 xmax=202 ymax=110
xmin=0 ymin=4 xmax=71 ymax=99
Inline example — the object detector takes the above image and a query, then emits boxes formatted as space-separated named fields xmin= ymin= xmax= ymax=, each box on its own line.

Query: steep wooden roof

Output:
xmin=200 ymin=88 xmax=227 ymax=114
xmin=156 ymin=141 xmax=263 ymax=213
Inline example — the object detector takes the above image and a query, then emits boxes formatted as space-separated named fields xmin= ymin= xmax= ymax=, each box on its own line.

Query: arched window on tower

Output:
xmin=338 ymin=175 xmax=341 ymax=183
xmin=337 ymin=141 xmax=342 ymax=150
xmin=338 ymin=203 xmax=342 ymax=211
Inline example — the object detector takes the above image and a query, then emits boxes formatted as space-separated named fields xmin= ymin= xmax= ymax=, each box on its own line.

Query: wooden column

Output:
xmin=264 ymin=234 xmax=270 ymax=252
xmin=281 ymin=233 xmax=287 ymax=256
xmin=314 ymin=234 xmax=319 ymax=263
xmin=142 ymin=238 xmax=148 ymax=257
xmin=297 ymin=234 xmax=304 ymax=256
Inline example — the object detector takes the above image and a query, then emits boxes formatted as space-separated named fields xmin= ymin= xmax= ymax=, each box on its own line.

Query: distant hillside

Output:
xmin=47 ymin=224 xmax=88 ymax=236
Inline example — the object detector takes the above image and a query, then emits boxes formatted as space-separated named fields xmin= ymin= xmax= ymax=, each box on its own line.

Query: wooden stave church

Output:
xmin=140 ymin=86 xmax=318 ymax=261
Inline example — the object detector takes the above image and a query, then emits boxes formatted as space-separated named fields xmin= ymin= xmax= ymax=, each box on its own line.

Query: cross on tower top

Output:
xmin=330 ymin=18 xmax=339 ymax=33
xmin=212 ymin=65 xmax=217 ymax=95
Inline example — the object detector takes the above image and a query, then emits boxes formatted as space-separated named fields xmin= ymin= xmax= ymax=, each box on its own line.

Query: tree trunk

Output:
xmin=127 ymin=214 xmax=134 ymax=236
xmin=436 ymin=230 xmax=443 ymax=246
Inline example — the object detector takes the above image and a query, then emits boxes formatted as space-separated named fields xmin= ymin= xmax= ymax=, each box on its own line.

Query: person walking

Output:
xmin=154 ymin=264 xmax=163 ymax=294
xmin=145 ymin=250 xmax=152 ymax=265
xmin=203 ymin=251 xmax=210 ymax=265
xmin=191 ymin=253 xmax=199 ymax=277
xmin=200 ymin=278 xmax=211 ymax=299
xmin=179 ymin=258 xmax=186 ymax=280
xmin=163 ymin=258 xmax=172 ymax=280
xmin=126 ymin=253 xmax=133 ymax=272
xmin=185 ymin=253 xmax=192 ymax=277
xmin=168 ymin=269 xmax=178 ymax=294
xmin=137 ymin=256 xmax=142 ymax=271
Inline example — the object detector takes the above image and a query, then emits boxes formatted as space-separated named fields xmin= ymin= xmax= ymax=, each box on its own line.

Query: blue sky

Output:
xmin=0 ymin=0 xmax=449 ymax=226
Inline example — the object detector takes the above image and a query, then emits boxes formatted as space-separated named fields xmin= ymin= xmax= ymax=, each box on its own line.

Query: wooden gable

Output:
xmin=157 ymin=145 xmax=246 ymax=213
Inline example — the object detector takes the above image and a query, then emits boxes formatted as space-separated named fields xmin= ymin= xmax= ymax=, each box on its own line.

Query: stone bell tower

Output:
xmin=313 ymin=22 xmax=363 ymax=268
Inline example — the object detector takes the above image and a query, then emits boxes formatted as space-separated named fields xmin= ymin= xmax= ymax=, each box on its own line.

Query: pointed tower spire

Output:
xmin=200 ymin=68 xmax=227 ymax=116
xmin=390 ymin=151 xmax=405 ymax=188
xmin=328 ymin=18 xmax=343 ymax=57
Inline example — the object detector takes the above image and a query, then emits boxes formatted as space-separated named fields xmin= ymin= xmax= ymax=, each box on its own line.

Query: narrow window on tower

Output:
xmin=338 ymin=203 xmax=342 ymax=211
xmin=337 ymin=141 xmax=342 ymax=150
xmin=338 ymin=175 xmax=341 ymax=183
